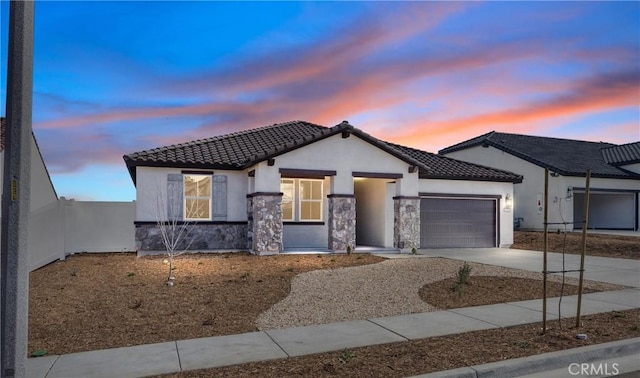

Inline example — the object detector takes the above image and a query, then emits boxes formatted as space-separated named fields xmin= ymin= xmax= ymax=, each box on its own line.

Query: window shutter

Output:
xmin=212 ymin=175 xmax=227 ymax=221
xmin=167 ymin=173 xmax=183 ymax=220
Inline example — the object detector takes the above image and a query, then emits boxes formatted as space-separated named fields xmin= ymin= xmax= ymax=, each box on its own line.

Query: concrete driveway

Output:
xmin=419 ymin=248 xmax=640 ymax=288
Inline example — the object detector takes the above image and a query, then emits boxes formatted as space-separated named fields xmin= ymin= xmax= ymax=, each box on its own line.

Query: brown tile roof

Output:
xmin=124 ymin=120 xmax=523 ymax=184
xmin=439 ymin=131 xmax=640 ymax=180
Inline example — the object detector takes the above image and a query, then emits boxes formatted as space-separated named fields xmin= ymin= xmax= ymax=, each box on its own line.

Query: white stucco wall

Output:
xmin=252 ymin=133 xmax=419 ymax=195
xmin=0 ymin=136 xmax=57 ymax=213
xmin=135 ymin=166 xmax=248 ymax=222
xmin=28 ymin=199 xmax=137 ymax=271
xmin=620 ymin=162 xmax=640 ymax=174
xmin=64 ymin=200 xmax=136 ymax=253
xmin=444 ymin=146 xmax=640 ymax=231
xmin=30 ymin=138 xmax=58 ymax=211
xmin=419 ymin=178 xmax=514 ymax=247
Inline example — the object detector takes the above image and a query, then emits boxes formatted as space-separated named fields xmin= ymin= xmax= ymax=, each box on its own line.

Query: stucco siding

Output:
xmin=252 ymin=133 xmax=419 ymax=196
xmin=135 ymin=166 xmax=247 ymax=222
xmin=620 ymin=162 xmax=640 ymax=174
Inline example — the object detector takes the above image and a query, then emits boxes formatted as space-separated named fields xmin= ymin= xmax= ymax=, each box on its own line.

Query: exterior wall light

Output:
xmin=566 ymin=187 xmax=573 ymax=199
xmin=505 ymin=193 xmax=513 ymax=211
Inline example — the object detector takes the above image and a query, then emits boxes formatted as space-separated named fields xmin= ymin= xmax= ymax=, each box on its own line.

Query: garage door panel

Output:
xmin=420 ymin=198 xmax=497 ymax=248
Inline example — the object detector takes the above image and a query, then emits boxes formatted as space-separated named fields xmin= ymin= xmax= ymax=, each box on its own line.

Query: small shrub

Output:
xmin=411 ymin=247 xmax=417 ymax=255
xmin=127 ymin=272 xmax=136 ymax=277
xmin=346 ymin=245 xmax=353 ymax=255
xmin=456 ymin=262 xmax=472 ymax=285
xmin=452 ymin=262 xmax=472 ymax=294
xmin=339 ymin=348 xmax=356 ymax=363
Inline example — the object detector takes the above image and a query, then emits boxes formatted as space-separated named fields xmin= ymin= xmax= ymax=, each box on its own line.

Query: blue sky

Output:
xmin=1 ymin=1 xmax=638 ymax=201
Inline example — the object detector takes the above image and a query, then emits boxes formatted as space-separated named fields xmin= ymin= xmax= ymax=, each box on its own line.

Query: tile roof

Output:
xmin=124 ymin=120 xmax=522 ymax=184
xmin=601 ymin=142 xmax=640 ymax=166
xmin=384 ymin=141 xmax=522 ymax=183
xmin=439 ymin=131 xmax=640 ymax=179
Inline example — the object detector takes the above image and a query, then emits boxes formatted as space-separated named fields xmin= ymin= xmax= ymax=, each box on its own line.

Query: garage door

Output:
xmin=420 ymin=198 xmax=497 ymax=248
xmin=573 ymin=192 xmax=636 ymax=230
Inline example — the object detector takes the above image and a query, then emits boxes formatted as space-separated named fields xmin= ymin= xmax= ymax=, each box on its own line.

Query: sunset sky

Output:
xmin=1 ymin=1 xmax=639 ymax=201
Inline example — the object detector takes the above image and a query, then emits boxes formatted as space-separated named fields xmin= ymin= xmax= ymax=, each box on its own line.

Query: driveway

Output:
xmin=418 ymin=248 xmax=640 ymax=288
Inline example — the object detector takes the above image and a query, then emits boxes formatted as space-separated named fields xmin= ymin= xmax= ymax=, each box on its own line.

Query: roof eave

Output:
xmin=420 ymin=173 xmax=523 ymax=184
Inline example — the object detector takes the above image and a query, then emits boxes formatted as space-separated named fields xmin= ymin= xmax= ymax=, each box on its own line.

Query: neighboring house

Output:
xmin=440 ymin=132 xmax=640 ymax=232
xmin=124 ymin=120 xmax=522 ymax=255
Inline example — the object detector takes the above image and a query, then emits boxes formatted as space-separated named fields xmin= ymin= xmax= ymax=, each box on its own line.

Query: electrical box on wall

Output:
xmin=537 ymin=193 xmax=543 ymax=214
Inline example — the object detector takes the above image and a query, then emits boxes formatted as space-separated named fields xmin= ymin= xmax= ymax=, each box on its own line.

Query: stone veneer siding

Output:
xmin=135 ymin=223 xmax=248 ymax=251
xmin=249 ymin=193 xmax=283 ymax=255
xmin=393 ymin=196 xmax=420 ymax=250
xmin=328 ymin=195 xmax=356 ymax=252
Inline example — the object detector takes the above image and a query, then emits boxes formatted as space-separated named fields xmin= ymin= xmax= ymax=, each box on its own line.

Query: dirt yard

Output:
xmin=28 ymin=231 xmax=638 ymax=374
xmin=512 ymin=231 xmax=639 ymax=259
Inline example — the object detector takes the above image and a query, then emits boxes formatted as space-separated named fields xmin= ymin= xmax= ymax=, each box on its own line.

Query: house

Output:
xmin=123 ymin=121 xmax=523 ymax=255
xmin=439 ymin=132 xmax=640 ymax=232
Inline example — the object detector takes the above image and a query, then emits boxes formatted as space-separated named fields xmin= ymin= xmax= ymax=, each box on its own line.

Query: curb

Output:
xmin=412 ymin=337 xmax=640 ymax=378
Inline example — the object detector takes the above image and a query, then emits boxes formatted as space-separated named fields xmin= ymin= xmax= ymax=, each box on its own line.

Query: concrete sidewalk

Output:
xmin=27 ymin=288 xmax=640 ymax=378
xmin=418 ymin=248 xmax=640 ymax=288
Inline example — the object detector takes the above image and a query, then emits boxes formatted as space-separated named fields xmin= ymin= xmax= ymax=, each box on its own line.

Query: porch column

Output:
xmin=328 ymin=194 xmax=356 ymax=252
xmin=249 ymin=192 xmax=283 ymax=255
xmin=393 ymin=196 xmax=420 ymax=250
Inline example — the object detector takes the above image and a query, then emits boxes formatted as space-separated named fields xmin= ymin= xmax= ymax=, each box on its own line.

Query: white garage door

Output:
xmin=420 ymin=197 xmax=497 ymax=248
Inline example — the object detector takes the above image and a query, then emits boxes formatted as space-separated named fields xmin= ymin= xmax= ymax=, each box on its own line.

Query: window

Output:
xmin=280 ymin=178 xmax=323 ymax=222
xmin=299 ymin=180 xmax=322 ymax=221
xmin=281 ymin=179 xmax=295 ymax=221
xmin=184 ymin=174 xmax=211 ymax=220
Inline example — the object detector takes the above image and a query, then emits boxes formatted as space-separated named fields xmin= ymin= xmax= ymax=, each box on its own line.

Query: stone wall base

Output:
xmin=135 ymin=223 xmax=248 ymax=251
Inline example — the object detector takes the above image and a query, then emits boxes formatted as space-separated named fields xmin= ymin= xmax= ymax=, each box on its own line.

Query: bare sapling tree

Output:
xmin=155 ymin=178 xmax=200 ymax=286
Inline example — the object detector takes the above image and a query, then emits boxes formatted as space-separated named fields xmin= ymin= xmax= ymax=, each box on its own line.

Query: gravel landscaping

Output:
xmin=257 ymin=257 xmax=620 ymax=330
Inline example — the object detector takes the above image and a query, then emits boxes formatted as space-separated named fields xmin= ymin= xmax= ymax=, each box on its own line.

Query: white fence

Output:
xmin=28 ymin=199 xmax=136 ymax=271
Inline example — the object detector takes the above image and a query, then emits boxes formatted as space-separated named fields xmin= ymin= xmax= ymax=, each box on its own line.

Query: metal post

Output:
xmin=542 ymin=168 xmax=549 ymax=334
xmin=1 ymin=2 xmax=35 ymax=377
xmin=576 ymin=170 xmax=591 ymax=328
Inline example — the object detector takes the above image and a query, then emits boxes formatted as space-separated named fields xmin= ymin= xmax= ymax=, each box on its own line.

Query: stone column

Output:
xmin=246 ymin=195 xmax=253 ymax=250
xmin=249 ymin=193 xmax=283 ymax=255
xmin=394 ymin=196 xmax=420 ymax=250
xmin=328 ymin=194 xmax=356 ymax=252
